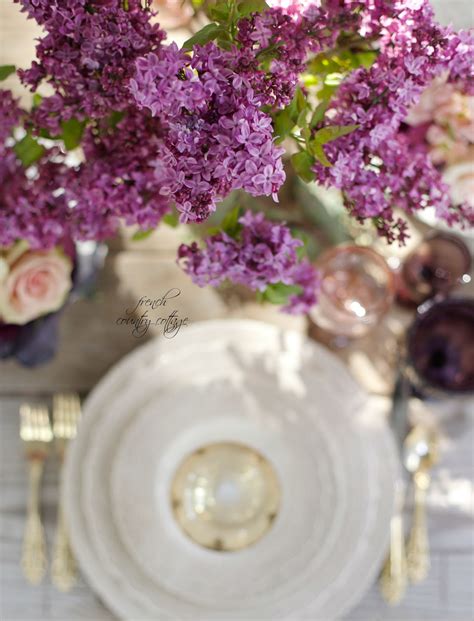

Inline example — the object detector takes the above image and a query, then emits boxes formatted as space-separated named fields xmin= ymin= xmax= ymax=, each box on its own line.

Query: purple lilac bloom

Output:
xmin=130 ymin=42 xmax=286 ymax=223
xmin=61 ymin=109 xmax=172 ymax=240
xmin=0 ymin=92 xmax=171 ymax=247
xmin=0 ymin=90 xmax=70 ymax=248
xmin=178 ymin=211 xmax=319 ymax=313
xmin=312 ymin=0 xmax=474 ymax=242
xmin=0 ymin=153 xmax=70 ymax=249
xmin=15 ymin=0 xmax=166 ymax=133
xmin=0 ymin=90 xmax=23 ymax=143
xmin=4 ymin=0 xmax=474 ymax=306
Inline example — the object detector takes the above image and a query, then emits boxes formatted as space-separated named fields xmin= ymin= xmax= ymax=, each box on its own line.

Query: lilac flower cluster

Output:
xmin=0 ymin=94 xmax=169 ymax=246
xmin=128 ymin=0 xmax=408 ymax=226
xmin=0 ymin=155 xmax=70 ymax=250
xmin=61 ymin=110 xmax=171 ymax=240
xmin=0 ymin=90 xmax=23 ymax=144
xmin=3 ymin=0 xmax=473 ymax=313
xmin=312 ymin=0 xmax=474 ymax=242
xmin=0 ymin=91 xmax=70 ymax=249
xmin=131 ymin=43 xmax=286 ymax=223
xmin=178 ymin=211 xmax=319 ymax=313
xmin=236 ymin=0 xmax=381 ymax=107
xmin=15 ymin=0 xmax=165 ymax=133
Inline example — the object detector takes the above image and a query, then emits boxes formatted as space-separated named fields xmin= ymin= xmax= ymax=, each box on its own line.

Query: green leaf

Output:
xmin=221 ymin=205 xmax=242 ymax=238
xmin=14 ymin=134 xmax=45 ymax=168
xmin=39 ymin=129 xmax=53 ymax=139
xmin=291 ymin=228 xmax=311 ymax=260
xmin=313 ymin=124 xmax=359 ymax=145
xmin=60 ymin=118 xmax=86 ymax=150
xmin=310 ymin=100 xmax=330 ymax=128
xmin=300 ymin=126 xmax=311 ymax=146
xmin=108 ymin=110 xmax=125 ymax=128
xmin=237 ymin=0 xmax=268 ymax=17
xmin=296 ymin=108 xmax=307 ymax=128
xmin=206 ymin=226 xmax=221 ymax=236
xmin=294 ymin=87 xmax=305 ymax=113
xmin=273 ymin=108 xmax=296 ymax=141
xmin=316 ymin=83 xmax=338 ymax=102
xmin=208 ymin=2 xmax=230 ymax=22
xmin=309 ymin=141 xmax=332 ymax=167
xmin=263 ymin=282 xmax=303 ymax=305
xmin=162 ymin=212 xmax=180 ymax=228
xmin=286 ymin=89 xmax=302 ymax=123
xmin=132 ymin=228 xmax=155 ymax=241
xmin=183 ymin=23 xmax=222 ymax=50
xmin=291 ymin=151 xmax=315 ymax=183
xmin=355 ymin=50 xmax=377 ymax=68
xmin=0 ymin=65 xmax=16 ymax=81
xmin=216 ymin=37 xmax=233 ymax=50
xmin=32 ymin=93 xmax=43 ymax=108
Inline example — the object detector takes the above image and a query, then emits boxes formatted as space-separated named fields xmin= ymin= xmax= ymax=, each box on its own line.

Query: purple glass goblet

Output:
xmin=407 ymin=297 xmax=474 ymax=396
xmin=398 ymin=233 xmax=471 ymax=306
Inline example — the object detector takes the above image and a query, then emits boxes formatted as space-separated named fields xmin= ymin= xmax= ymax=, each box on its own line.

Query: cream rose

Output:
xmin=406 ymin=79 xmax=455 ymax=125
xmin=0 ymin=249 xmax=73 ymax=325
xmin=443 ymin=161 xmax=474 ymax=209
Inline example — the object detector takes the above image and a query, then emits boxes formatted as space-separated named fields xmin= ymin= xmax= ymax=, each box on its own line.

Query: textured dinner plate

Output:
xmin=64 ymin=320 xmax=397 ymax=620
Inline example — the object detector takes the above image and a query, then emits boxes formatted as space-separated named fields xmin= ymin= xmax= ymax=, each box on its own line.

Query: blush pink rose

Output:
xmin=443 ymin=161 xmax=474 ymax=209
xmin=0 ymin=249 xmax=73 ymax=325
xmin=152 ymin=0 xmax=193 ymax=30
xmin=406 ymin=78 xmax=455 ymax=125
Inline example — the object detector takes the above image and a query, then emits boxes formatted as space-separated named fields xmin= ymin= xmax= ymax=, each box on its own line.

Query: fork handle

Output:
xmin=379 ymin=514 xmax=407 ymax=605
xmin=407 ymin=471 xmax=430 ymax=583
xmin=22 ymin=459 xmax=47 ymax=585
xmin=52 ymin=502 xmax=76 ymax=591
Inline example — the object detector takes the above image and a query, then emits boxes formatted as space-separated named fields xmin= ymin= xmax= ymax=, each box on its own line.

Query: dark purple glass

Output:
xmin=408 ymin=298 xmax=474 ymax=394
xmin=398 ymin=233 xmax=471 ymax=305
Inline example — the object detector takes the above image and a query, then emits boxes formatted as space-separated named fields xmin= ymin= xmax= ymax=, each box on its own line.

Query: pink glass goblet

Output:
xmin=309 ymin=245 xmax=395 ymax=339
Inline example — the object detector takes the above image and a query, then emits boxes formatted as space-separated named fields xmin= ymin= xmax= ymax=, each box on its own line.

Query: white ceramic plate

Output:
xmin=64 ymin=320 xmax=398 ymax=620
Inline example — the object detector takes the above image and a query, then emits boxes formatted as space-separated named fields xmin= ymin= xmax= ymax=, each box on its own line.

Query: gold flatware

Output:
xmin=51 ymin=393 xmax=82 ymax=592
xmin=20 ymin=404 xmax=53 ymax=585
xmin=379 ymin=482 xmax=408 ymax=604
xmin=403 ymin=424 xmax=439 ymax=584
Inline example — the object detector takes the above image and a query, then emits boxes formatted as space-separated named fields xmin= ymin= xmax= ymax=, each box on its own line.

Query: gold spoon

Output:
xmin=403 ymin=425 xmax=439 ymax=584
xmin=379 ymin=481 xmax=408 ymax=604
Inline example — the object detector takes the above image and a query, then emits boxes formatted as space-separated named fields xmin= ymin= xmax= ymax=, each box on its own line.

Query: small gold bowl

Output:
xmin=170 ymin=442 xmax=281 ymax=552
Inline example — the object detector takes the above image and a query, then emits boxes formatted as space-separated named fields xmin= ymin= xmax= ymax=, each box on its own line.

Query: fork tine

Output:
xmin=53 ymin=393 xmax=81 ymax=440
xmin=27 ymin=405 xmax=52 ymax=443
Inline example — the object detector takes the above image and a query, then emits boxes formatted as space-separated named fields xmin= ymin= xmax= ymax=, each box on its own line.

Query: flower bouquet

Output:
xmin=0 ymin=0 xmax=472 ymax=347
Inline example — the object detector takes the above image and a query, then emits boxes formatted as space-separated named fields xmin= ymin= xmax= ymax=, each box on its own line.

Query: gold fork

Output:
xmin=20 ymin=404 xmax=53 ymax=585
xmin=51 ymin=393 xmax=81 ymax=591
